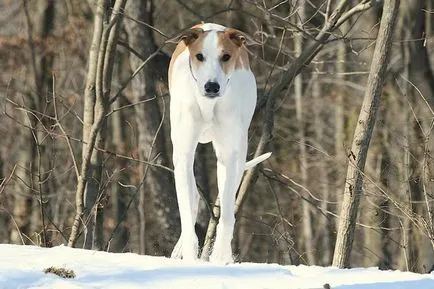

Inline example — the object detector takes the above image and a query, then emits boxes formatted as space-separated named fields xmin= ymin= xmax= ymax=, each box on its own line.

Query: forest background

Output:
xmin=1 ymin=0 xmax=433 ymax=273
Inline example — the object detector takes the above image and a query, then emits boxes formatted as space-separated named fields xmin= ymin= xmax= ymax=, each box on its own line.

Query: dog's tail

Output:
xmin=244 ymin=152 xmax=272 ymax=170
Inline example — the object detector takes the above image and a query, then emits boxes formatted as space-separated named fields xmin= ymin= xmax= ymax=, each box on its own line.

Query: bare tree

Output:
xmin=68 ymin=0 xmax=104 ymax=248
xmin=201 ymin=0 xmax=374 ymax=261
xmin=68 ymin=0 xmax=127 ymax=248
xmin=3 ymin=0 xmax=434 ymax=270
xmin=10 ymin=0 xmax=55 ymax=246
xmin=0 ymin=156 xmax=7 ymax=243
xmin=294 ymin=0 xmax=315 ymax=265
xmin=332 ymin=0 xmax=400 ymax=268
xmin=109 ymin=92 xmax=130 ymax=252
xmin=123 ymin=0 xmax=179 ymax=255
xmin=312 ymin=60 xmax=333 ymax=265
xmin=397 ymin=0 xmax=434 ymax=272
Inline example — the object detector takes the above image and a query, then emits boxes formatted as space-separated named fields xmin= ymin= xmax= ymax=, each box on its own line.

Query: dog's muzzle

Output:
xmin=204 ymin=81 xmax=220 ymax=98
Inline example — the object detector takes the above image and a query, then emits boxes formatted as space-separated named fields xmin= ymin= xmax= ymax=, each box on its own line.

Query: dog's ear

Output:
xmin=167 ymin=28 xmax=204 ymax=46
xmin=225 ymin=28 xmax=256 ymax=47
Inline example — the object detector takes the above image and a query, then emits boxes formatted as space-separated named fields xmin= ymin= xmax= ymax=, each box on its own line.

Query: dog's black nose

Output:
xmin=204 ymin=82 xmax=220 ymax=95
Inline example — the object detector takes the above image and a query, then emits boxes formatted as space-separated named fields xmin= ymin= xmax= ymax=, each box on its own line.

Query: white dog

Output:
xmin=168 ymin=23 xmax=271 ymax=264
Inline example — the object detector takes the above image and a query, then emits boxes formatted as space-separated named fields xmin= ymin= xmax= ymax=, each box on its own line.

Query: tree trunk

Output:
xmin=361 ymin=116 xmax=391 ymax=268
xmin=86 ymin=0 xmax=126 ymax=250
xmin=109 ymin=97 xmax=129 ymax=252
xmin=10 ymin=140 xmax=34 ymax=244
xmin=294 ymin=0 xmax=315 ymax=265
xmin=0 ymin=155 xmax=8 ymax=243
xmin=334 ymin=14 xmax=350 ymax=237
xmin=312 ymin=62 xmax=333 ymax=265
xmin=82 ymin=0 xmax=107 ymax=249
xmin=124 ymin=0 xmax=179 ymax=256
xmin=332 ymin=0 xmax=400 ymax=268
xmin=201 ymin=0 xmax=374 ymax=261
xmin=405 ymin=0 xmax=434 ymax=271
xmin=68 ymin=0 xmax=127 ymax=248
xmin=392 ymin=0 xmax=434 ymax=272
xmin=32 ymin=0 xmax=55 ymax=247
xmin=378 ymin=125 xmax=392 ymax=269
xmin=68 ymin=0 xmax=104 ymax=248
xmin=11 ymin=0 xmax=55 ymax=246
xmin=404 ymin=0 xmax=434 ymax=108
xmin=84 ymin=124 xmax=106 ymax=250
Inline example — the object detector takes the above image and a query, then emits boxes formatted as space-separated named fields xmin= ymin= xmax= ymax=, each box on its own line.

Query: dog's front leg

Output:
xmin=171 ymin=124 xmax=200 ymax=261
xmin=210 ymin=137 xmax=247 ymax=264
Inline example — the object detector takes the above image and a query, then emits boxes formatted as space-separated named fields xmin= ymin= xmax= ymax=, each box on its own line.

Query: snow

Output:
xmin=0 ymin=244 xmax=433 ymax=289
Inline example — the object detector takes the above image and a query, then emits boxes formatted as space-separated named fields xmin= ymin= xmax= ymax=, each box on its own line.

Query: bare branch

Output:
xmin=0 ymin=165 xmax=16 ymax=196
xmin=52 ymin=74 xmax=80 ymax=182
xmin=335 ymin=0 xmax=372 ymax=29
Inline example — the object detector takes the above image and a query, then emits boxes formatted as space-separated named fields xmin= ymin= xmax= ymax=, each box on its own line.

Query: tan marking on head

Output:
xmin=168 ymin=41 xmax=187 ymax=87
xmin=217 ymin=29 xmax=250 ymax=75
xmin=187 ymin=31 xmax=209 ymax=69
xmin=168 ymin=25 xmax=206 ymax=87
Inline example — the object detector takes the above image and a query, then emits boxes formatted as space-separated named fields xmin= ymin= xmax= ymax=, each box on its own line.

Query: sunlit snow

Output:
xmin=0 ymin=244 xmax=433 ymax=289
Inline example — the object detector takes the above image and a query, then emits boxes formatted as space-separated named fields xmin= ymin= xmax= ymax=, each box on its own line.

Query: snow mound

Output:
xmin=0 ymin=244 xmax=433 ymax=289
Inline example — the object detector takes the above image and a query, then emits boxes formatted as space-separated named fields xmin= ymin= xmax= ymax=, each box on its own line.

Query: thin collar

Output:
xmin=189 ymin=56 xmax=232 ymax=87
xmin=189 ymin=57 xmax=198 ymax=82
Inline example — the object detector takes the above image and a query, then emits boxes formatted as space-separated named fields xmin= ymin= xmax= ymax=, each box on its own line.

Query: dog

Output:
xmin=168 ymin=23 xmax=271 ymax=264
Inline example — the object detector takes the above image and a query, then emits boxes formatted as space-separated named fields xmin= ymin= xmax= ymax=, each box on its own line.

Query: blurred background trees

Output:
xmin=1 ymin=0 xmax=434 ymax=273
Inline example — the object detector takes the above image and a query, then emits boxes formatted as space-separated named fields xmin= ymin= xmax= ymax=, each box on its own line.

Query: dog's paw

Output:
xmin=171 ymin=233 xmax=199 ymax=261
xmin=171 ymin=237 xmax=183 ymax=259
xmin=209 ymin=244 xmax=234 ymax=265
xmin=209 ymin=253 xmax=234 ymax=265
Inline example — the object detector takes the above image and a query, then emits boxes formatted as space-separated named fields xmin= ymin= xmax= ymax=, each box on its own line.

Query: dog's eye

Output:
xmin=196 ymin=53 xmax=204 ymax=62
xmin=221 ymin=53 xmax=231 ymax=62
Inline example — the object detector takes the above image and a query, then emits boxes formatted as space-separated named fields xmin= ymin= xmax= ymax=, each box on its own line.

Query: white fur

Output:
xmin=169 ymin=24 xmax=270 ymax=264
xmin=193 ymin=31 xmax=231 ymax=97
xmin=200 ymin=23 xmax=226 ymax=31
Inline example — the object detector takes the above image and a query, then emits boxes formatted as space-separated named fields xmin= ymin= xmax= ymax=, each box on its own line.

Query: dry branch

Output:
xmin=332 ymin=0 xmax=400 ymax=268
xmin=201 ymin=0 xmax=374 ymax=260
xmin=68 ymin=0 xmax=127 ymax=248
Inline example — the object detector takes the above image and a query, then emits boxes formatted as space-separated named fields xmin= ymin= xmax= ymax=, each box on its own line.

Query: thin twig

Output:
xmin=52 ymin=74 xmax=80 ymax=181
xmin=334 ymin=0 xmax=372 ymax=28
xmin=0 ymin=165 xmax=17 ymax=195
xmin=105 ymin=97 xmax=157 ymax=117
xmin=2 ymin=207 xmax=26 ymax=245
xmin=122 ymin=13 xmax=170 ymax=38
xmin=109 ymin=45 xmax=166 ymax=104
xmin=399 ymin=74 xmax=434 ymax=115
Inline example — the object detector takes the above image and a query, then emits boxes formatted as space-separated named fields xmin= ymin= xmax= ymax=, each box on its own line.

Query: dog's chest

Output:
xmin=195 ymin=92 xmax=219 ymax=119
xmin=195 ymin=96 xmax=217 ymax=143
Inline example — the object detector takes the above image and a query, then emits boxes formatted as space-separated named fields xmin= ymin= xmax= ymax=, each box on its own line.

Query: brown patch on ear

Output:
xmin=223 ymin=28 xmax=252 ymax=71
xmin=180 ymin=28 xmax=204 ymax=46
xmin=218 ymin=31 xmax=250 ymax=74
xmin=168 ymin=26 xmax=207 ymax=87
xmin=226 ymin=28 xmax=246 ymax=47
xmin=167 ymin=27 xmax=204 ymax=46
xmin=225 ymin=28 xmax=257 ymax=47
xmin=227 ymin=28 xmax=256 ymax=47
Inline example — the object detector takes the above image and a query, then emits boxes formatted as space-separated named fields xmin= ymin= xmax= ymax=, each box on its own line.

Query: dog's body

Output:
xmin=168 ymin=23 xmax=269 ymax=263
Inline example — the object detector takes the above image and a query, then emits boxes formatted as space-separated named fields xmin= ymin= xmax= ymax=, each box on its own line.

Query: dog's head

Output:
xmin=170 ymin=24 xmax=252 ymax=98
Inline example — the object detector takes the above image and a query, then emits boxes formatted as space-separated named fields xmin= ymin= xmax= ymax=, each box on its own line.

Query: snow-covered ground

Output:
xmin=1 ymin=244 xmax=433 ymax=289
